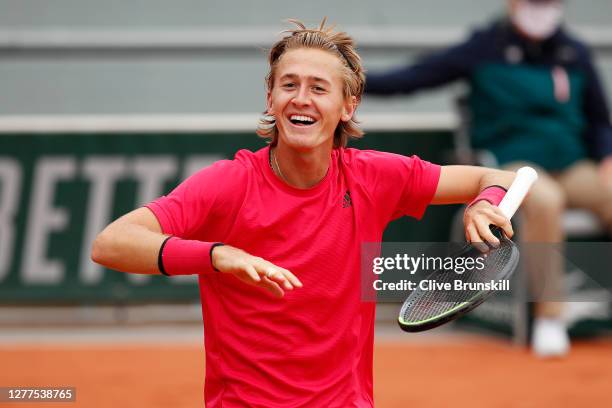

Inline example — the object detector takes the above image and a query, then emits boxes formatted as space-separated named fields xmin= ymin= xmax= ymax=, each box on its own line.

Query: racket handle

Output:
xmin=498 ymin=166 xmax=538 ymax=220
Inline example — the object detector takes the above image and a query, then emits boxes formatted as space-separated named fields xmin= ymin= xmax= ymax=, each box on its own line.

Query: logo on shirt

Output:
xmin=342 ymin=190 xmax=352 ymax=208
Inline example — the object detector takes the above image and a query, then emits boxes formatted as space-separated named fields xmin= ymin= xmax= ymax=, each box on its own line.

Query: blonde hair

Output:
xmin=256 ymin=18 xmax=365 ymax=148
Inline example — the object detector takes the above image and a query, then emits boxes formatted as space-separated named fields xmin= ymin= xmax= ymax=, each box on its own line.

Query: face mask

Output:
xmin=511 ymin=1 xmax=563 ymax=40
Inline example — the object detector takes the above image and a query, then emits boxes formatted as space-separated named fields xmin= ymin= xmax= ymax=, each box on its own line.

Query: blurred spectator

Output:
xmin=366 ymin=0 xmax=612 ymax=357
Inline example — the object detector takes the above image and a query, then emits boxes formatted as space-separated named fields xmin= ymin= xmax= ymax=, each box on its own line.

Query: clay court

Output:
xmin=1 ymin=327 xmax=611 ymax=408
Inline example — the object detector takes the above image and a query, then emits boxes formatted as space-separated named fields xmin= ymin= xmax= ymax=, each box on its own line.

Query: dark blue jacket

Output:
xmin=366 ymin=19 xmax=612 ymax=170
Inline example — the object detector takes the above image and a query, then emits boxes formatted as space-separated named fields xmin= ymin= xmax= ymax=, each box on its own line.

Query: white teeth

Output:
xmin=290 ymin=115 xmax=315 ymax=123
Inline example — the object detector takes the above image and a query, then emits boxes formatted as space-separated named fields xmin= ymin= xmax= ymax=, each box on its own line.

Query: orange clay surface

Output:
xmin=1 ymin=338 xmax=611 ymax=408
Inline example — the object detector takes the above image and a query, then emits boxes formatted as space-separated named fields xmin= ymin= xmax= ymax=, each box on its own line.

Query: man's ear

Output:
xmin=266 ymin=91 xmax=274 ymax=115
xmin=341 ymin=95 xmax=358 ymax=122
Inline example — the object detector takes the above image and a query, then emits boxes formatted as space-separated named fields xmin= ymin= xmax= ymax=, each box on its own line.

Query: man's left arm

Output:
xmin=432 ymin=165 xmax=516 ymax=245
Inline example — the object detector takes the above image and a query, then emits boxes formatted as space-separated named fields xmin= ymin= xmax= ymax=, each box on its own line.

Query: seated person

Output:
xmin=365 ymin=0 xmax=612 ymax=357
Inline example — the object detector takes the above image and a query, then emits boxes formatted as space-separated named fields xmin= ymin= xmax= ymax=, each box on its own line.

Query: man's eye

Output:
xmin=313 ymin=86 xmax=326 ymax=92
xmin=282 ymin=83 xmax=295 ymax=89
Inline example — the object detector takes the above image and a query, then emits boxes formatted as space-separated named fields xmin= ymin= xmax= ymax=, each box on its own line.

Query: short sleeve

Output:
xmin=146 ymin=159 xmax=248 ymax=239
xmin=393 ymin=155 xmax=441 ymax=220
xmin=353 ymin=150 xmax=441 ymax=223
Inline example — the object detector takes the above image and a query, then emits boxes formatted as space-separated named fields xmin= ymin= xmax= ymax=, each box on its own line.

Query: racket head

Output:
xmin=398 ymin=228 xmax=520 ymax=332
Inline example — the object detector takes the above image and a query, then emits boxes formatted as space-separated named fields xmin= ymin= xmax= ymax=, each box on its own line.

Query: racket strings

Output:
xmin=400 ymin=243 xmax=516 ymax=323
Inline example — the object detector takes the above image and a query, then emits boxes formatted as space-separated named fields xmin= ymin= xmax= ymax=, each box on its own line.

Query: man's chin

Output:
xmin=282 ymin=133 xmax=324 ymax=150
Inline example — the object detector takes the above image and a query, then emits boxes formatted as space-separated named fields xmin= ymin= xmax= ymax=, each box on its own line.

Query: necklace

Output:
xmin=271 ymin=148 xmax=289 ymax=184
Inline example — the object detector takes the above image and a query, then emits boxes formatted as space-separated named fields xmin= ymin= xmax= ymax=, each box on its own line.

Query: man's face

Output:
xmin=267 ymin=48 xmax=355 ymax=151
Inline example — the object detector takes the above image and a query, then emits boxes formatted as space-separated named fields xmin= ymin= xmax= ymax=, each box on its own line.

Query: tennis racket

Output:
xmin=398 ymin=166 xmax=538 ymax=332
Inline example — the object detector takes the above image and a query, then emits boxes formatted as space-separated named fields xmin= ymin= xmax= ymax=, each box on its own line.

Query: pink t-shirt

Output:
xmin=146 ymin=146 xmax=440 ymax=407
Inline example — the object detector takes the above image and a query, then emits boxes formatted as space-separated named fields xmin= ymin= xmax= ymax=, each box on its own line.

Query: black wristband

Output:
xmin=157 ymin=236 xmax=174 ymax=276
xmin=210 ymin=243 xmax=225 ymax=272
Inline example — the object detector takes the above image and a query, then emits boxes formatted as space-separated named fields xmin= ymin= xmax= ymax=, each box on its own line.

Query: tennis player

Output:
xmin=91 ymin=19 xmax=516 ymax=407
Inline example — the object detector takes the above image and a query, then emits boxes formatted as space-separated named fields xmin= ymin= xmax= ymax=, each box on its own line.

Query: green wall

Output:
xmin=0 ymin=131 xmax=457 ymax=303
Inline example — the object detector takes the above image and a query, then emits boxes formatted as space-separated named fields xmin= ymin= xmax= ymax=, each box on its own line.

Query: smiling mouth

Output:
xmin=289 ymin=114 xmax=317 ymax=127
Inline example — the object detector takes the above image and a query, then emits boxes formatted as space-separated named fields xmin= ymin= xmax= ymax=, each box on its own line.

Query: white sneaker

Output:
xmin=531 ymin=318 xmax=570 ymax=358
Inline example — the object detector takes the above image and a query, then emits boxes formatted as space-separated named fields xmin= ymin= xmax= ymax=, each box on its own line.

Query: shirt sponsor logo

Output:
xmin=342 ymin=190 xmax=352 ymax=208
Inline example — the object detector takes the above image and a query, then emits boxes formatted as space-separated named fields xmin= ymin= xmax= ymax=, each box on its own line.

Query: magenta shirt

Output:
xmin=146 ymin=146 xmax=440 ymax=407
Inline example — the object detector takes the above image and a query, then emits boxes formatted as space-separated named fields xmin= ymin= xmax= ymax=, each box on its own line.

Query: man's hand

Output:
xmin=463 ymin=201 xmax=514 ymax=249
xmin=211 ymin=245 xmax=303 ymax=298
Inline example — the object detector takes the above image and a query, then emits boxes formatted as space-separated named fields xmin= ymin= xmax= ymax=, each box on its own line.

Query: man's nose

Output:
xmin=292 ymin=87 xmax=311 ymax=106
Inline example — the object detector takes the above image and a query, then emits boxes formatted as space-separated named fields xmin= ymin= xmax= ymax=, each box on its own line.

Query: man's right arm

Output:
xmin=90 ymin=207 xmax=303 ymax=297
xmin=91 ymin=207 xmax=167 ymax=275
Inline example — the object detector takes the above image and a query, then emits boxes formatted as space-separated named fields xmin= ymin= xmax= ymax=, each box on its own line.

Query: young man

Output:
xmin=366 ymin=0 xmax=612 ymax=357
xmin=92 ymin=20 xmax=515 ymax=407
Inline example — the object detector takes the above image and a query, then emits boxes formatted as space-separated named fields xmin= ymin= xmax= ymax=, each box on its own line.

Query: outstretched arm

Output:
xmin=91 ymin=207 xmax=166 ymax=274
xmin=365 ymin=32 xmax=482 ymax=96
xmin=91 ymin=207 xmax=302 ymax=297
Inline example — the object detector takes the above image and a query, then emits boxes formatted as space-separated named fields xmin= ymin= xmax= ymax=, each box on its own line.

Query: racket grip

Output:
xmin=497 ymin=167 xmax=538 ymax=220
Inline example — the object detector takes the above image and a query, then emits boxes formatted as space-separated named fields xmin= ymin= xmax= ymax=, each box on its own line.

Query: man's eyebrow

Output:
xmin=279 ymin=73 xmax=332 ymax=85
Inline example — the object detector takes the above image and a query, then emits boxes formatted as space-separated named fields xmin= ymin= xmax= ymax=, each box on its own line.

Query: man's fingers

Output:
xmin=479 ymin=208 xmax=514 ymax=239
xmin=219 ymin=250 xmax=302 ymax=296
xmin=255 ymin=259 xmax=302 ymax=290
xmin=465 ymin=204 xmax=515 ymax=251
xmin=258 ymin=277 xmax=284 ymax=298
xmin=466 ymin=223 xmax=489 ymax=253
xmin=500 ymin=221 xmax=514 ymax=238
xmin=257 ymin=265 xmax=291 ymax=290
xmin=279 ymin=267 xmax=303 ymax=288
xmin=477 ymin=219 xmax=500 ymax=247
xmin=489 ymin=215 xmax=514 ymax=239
xmin=466 ymin=223 xmax=480 ymax=243
xmin=487 ymin=210 xmax=508 ymax=226
xmin=489 ymin=208 xmax=514 ymax=238
xmin=244 ymin=264 xmax=261 ymax=282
